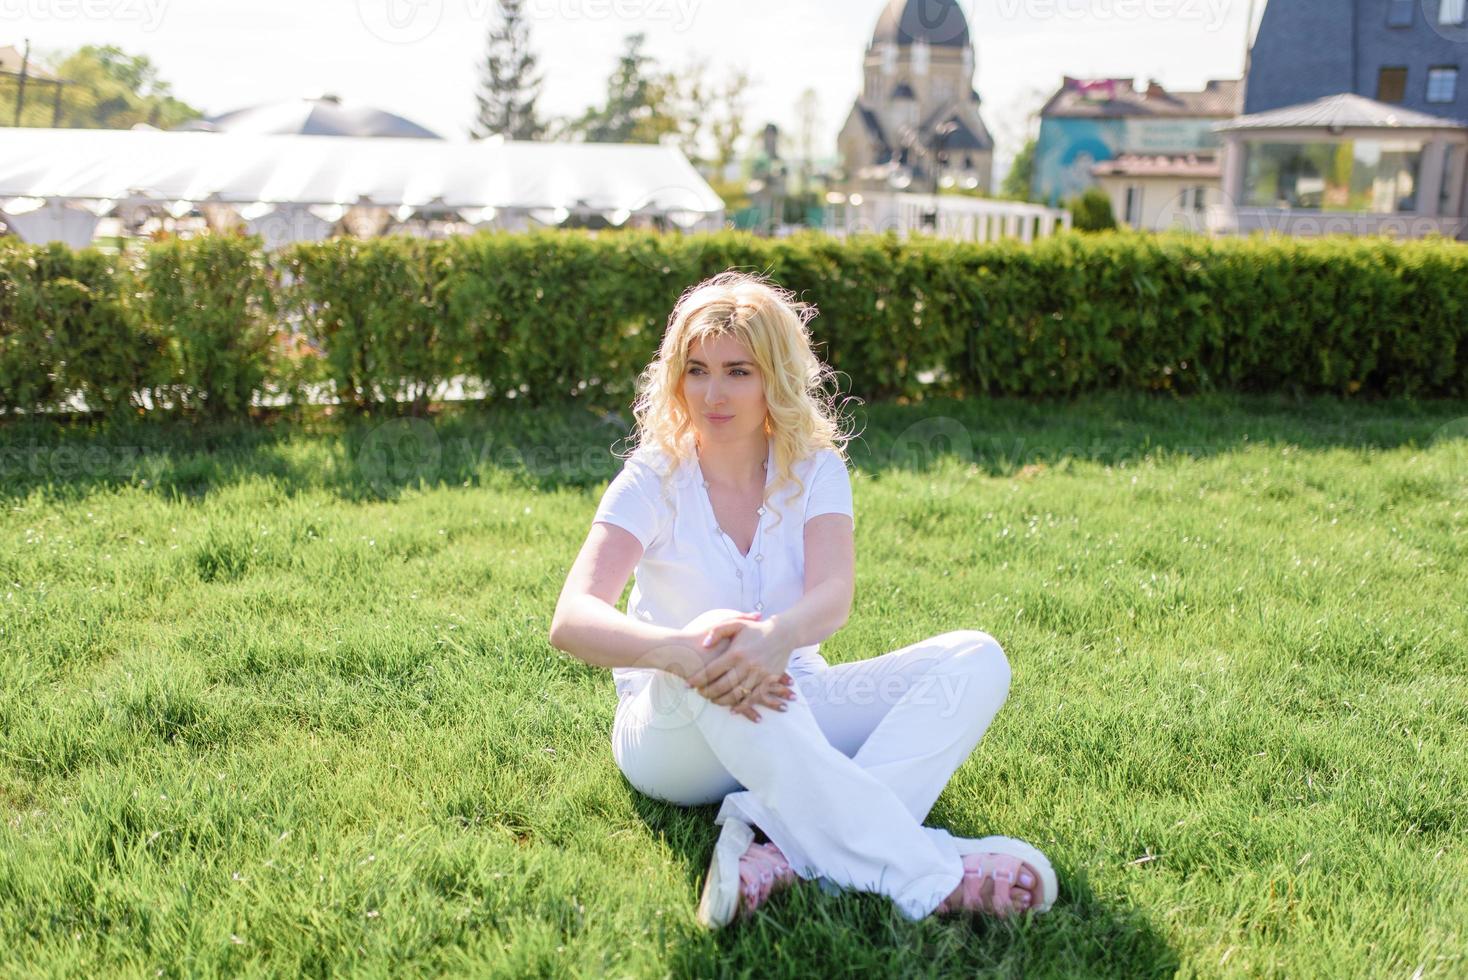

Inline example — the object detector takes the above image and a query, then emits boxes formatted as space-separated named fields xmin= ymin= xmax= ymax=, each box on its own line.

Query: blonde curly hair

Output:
xmin=619 ymin=270 xmax=855 ymax=525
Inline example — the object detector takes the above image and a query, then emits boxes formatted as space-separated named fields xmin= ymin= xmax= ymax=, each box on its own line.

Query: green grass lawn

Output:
xmin=1 ymin=393 xmax=1464 ymax=978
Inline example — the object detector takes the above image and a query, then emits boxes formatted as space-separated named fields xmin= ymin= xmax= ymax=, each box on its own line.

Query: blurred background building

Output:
xmin=838 ymin=0 xmax=994 ymax=196
xmin=1032 ymin=76 xmax=1241 ymax=211
xmin=1211 ymin=0 xmax=1468 ymax=238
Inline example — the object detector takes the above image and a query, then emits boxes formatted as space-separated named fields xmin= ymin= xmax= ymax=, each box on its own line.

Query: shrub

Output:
xmin=1067 ymin=188 xmax=1118 ymax=232
xmin=129 ymin=235 xmax=279 ymax=419
xmin=0 ymin=240 xmax=162 ymax=416
xmin=2 ymin=229 xmax=1464 ymax=421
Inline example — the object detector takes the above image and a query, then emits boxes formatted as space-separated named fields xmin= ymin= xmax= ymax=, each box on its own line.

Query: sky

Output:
xmin=3 ymin=0 xmax=1260 ymax=177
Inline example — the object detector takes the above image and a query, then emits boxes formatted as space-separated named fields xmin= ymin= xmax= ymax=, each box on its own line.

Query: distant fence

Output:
xmin=831 ymin=193 xmax=1072 ymax=243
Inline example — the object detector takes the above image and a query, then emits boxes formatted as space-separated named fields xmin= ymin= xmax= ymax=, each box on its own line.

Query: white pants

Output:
xmin=610 ymin=609 xmax=1012 ymax=920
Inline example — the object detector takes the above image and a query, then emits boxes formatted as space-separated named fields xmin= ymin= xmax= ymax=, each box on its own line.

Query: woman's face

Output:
xmin=681 ymin=334 xmax=767 ymax=447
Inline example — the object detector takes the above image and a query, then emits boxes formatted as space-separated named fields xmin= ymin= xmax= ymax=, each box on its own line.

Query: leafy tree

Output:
xmin=654 ymin=59 xmax=714 ymax=163
xmin=1001 ymin=137 xmax=1037 ymax=201
xmin=470 ymin=0 xmax=546 ymax=140
xmin=709 ymin=68 xmax=752 ymax=173
xmin=792 ymin=88 xmax=822 ymax=195
xmin=654 ymin=63 xmax=755 ymax=175
xmin=2 ymin=45 xmax=201 ymax=129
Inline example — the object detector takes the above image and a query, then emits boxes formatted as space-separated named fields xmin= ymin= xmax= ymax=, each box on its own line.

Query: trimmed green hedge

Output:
xmin=2 ymin=229 xmax=1464 ymax=418
xmin=0 ymin=241 xmax=155 ymax=415
xmin=133 ymin=236 xmax=278 ymax=418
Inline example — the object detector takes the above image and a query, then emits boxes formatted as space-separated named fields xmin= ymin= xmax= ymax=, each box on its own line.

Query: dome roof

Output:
xmin=177 ymin=95 xmax=442 ymax=139
xmin=872 ymin=0 xmax=971 ymax=49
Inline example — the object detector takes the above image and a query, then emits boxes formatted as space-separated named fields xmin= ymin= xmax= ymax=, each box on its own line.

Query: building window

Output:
xmin=1378 ymin=67 xmax=1408 ymax=103
xmin=1427 ymin=66 xmax=1459 ymax=103
xmin=1124 ymin=185 xmax=1143 ymax=226
xmin=1241 ymin=139 xmax=1424 ymax=213
xmin=1387 ymin=0 xmax=1414 ymax=26
xmin=1441 ymin=0 xmax=1466 ymax=26
xmin=1441 ymin=146 xmax=1462 ymax=214
xmin=1178 ymin=186 xmax=1208 ymax=212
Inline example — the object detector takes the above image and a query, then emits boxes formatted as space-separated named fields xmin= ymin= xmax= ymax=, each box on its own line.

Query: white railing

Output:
xmin=829 ymin=192 xmax=1072 ymax=243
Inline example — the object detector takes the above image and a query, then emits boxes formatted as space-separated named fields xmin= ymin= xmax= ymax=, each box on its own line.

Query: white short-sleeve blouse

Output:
xmin=591 ymin=440 xmax=855 ymax=702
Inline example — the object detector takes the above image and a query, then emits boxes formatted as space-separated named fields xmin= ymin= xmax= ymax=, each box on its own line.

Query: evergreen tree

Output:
xmin=566 ymin=34 xmax=676 ymax=144
xmin=471 ymin=0 xmax=546 ymax=140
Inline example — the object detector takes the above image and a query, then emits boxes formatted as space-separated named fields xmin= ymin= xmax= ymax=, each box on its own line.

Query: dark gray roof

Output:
xmin=909 ymin=100 xmax=993 ymax=152
xmin=857 ymin=104 xmax=890 ymax=149
xmin=932 ymin=115 xmax=990 ymax=151
xmin=1041 ymin=77 xmax=1241 ymax=120
xmin=1215 ymin=92 xmax=1467 ymax=131
xmin=196 ymin=95 xmax=443 ymax=139
xmin=918 ymin=100 xmax=982 ymax=141
xmin=872 ymin=0 xmax=971 ymax=49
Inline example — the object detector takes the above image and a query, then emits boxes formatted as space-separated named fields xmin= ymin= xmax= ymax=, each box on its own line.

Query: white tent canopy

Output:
xmin=0 ymin=127 xmax=725 ymax=248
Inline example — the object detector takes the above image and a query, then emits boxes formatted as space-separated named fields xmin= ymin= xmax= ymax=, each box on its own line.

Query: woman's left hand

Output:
xmin=686 ymin=615 xmax=795 ymax=716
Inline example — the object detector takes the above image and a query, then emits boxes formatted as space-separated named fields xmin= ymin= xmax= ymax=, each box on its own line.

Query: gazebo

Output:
xmin=1211 ymin=92 xmax=1468 ymax=238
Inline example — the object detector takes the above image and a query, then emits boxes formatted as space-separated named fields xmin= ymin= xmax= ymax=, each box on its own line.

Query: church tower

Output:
xmin=838 ymin=0 xmax=995 ymax=194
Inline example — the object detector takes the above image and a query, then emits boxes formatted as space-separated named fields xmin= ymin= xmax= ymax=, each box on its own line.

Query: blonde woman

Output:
xmin=549 ymin=271 xmax=1057 ymax=927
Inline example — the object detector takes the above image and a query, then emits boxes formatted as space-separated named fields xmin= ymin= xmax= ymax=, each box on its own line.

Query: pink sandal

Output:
xmin=733 ymin=842 xmax=798 ymax=921
xmin=697 ymin=819 xmax=800 ymax=928
xmin=935 ymin=837 xmax=1058 ymax=920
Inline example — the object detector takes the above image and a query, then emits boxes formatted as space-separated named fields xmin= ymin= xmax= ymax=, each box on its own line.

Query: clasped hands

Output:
xmin=682 ymin=611 xmax=797 ymax=723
